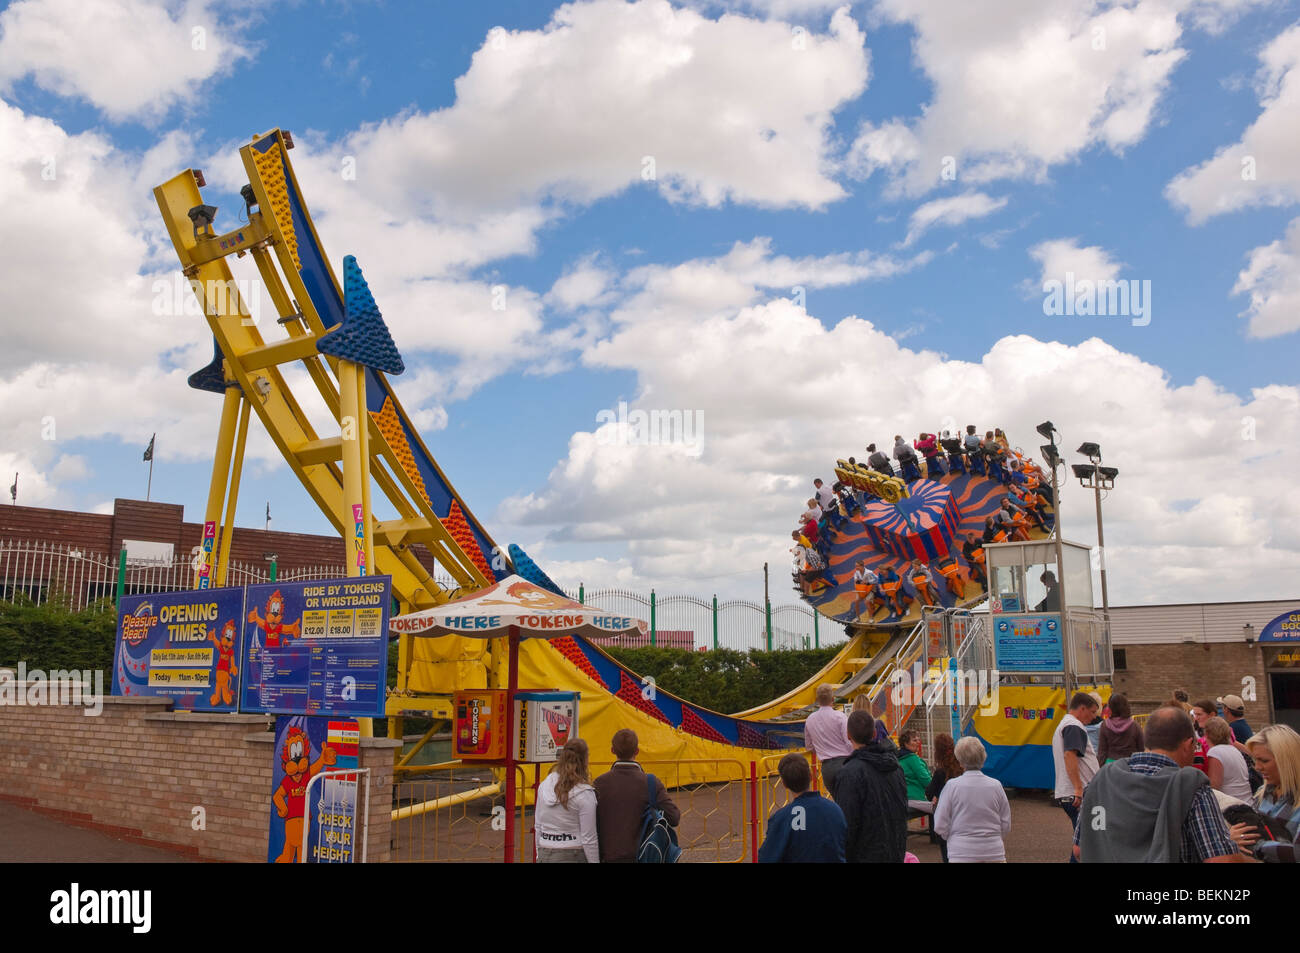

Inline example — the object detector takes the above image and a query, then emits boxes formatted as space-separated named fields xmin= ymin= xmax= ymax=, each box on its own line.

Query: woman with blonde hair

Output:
xmin=534 ymin=738 xmax=599 ymax=863
xmin=1244 ymin=724 xmax=1300 ymax=863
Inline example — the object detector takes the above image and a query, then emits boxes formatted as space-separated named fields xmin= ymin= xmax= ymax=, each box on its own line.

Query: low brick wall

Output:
xmin=0 ymin=693 xmax=397 ymax=862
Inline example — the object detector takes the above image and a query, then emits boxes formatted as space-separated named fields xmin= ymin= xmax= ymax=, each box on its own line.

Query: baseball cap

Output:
xmin=1217 ymin=694 xmax=1245 ymax=714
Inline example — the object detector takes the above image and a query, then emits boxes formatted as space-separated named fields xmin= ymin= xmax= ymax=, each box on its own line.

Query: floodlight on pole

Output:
xmin=1074 ymin=441 xmax=1117 ymax=637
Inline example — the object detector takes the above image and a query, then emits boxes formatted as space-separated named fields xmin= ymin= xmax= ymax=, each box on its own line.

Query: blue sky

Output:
xmin=2 ymin=0 xmax=1298 ymax=605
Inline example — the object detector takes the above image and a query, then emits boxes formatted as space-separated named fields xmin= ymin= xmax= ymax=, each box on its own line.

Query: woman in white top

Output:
xmin=933 ymin=737 xmax=1011 ymax=862
xmin=1203 ymin=716 xmax=1253 ymax=802
xmin=534 ymin=738 xmax=599 ymax=863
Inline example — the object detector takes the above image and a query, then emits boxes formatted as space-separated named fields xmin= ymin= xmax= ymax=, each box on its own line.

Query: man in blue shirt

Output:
xmin=758 ymin=754 xmax=846 ymax=863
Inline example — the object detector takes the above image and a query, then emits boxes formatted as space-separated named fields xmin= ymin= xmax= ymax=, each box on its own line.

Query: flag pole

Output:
xmin=144 ymin=433 xmax=155 ymax=501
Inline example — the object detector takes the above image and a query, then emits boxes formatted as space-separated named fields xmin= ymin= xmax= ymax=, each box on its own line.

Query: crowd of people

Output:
xmin=791 ymin=425 xmax=1055 ymax=614
xmin=758 ymin=685 xmax=1298 ymax=864
xmin=538 ymin=686 xmax=1297 ymax=864
xmin=763 ymin=684 xmax=1013 ymax=862
xmin=1055 ymin=690 xmax=1298 ymax=863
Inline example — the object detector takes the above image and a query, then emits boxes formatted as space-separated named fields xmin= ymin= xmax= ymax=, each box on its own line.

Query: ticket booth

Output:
xmin=984 ymin=538 xmax=1110 ymax=690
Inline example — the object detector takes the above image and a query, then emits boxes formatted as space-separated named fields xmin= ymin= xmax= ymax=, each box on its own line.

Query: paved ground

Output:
xmin=0 ymin=800 xmax=193 ymax=863
xmin=3 ymin=782 xmax=1073 ymax=864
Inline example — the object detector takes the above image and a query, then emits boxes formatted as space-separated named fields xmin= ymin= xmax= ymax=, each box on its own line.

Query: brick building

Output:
xmin=0 ymin=498 xmax=347 ymax=571
xmin=1110 ymin=598 xmax=1300 ymax=732
xmin=0 ymin=499 xmax=438 ymax=608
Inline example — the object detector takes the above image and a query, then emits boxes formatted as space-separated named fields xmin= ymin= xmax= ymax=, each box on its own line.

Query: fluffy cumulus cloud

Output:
xmin=328 ymin=0 xmax=868 ymax=216
xmin=0 ymin=0 xmax=254 ymax=123
xmin=1166 ymin=24 xmax=1300 ymax=223
xmin=1027 ymin=237 xmax=1123 ymax=289
xmin=844 ymin=0 xmax=1271 ymax=196
xmin=499 ymin=244 xmax=1300 ymax=605
xmin=0 ymin=100 xmax=296 ymax=510
xmin=1232 ymin=216 xmax=1300 ymax=338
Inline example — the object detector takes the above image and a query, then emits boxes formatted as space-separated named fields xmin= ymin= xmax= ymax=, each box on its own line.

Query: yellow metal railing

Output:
xmin=390 ymin=757 xmax=806 ymax=862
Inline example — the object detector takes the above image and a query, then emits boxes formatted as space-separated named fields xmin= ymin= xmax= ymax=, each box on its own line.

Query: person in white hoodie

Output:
xmin=534 ymin=738 xmax=600 ymax=863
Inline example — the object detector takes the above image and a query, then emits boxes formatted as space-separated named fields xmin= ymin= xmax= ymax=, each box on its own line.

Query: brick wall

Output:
xmin=0 ymin=695 xmax=397 ymax=862
xmin=1112 ymin=642 xmax=1274 ymax=721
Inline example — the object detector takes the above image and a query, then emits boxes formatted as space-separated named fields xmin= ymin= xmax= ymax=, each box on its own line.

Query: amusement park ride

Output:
xmin=154 ymin=129 xmax=1110 ymax=790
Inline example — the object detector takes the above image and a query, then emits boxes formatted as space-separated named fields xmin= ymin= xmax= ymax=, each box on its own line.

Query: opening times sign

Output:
xmin=241 ymin=578 xmax=390 ymax=717
xmin=113 ymin=575 xmax=390 ymax=718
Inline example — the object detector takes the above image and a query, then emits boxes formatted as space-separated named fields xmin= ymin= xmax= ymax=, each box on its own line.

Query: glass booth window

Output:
xmin=991 ymin=561 xmax=1026 ymax=612
xmin=1062 ymin=544 xmax=1095 ymax=608
xmin=1022 ymin=543 xmax=1059 ymax=613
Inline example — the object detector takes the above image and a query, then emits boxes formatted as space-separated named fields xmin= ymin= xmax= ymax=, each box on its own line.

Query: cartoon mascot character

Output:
xmin=248 ymin=589 xmax=300 ymax=647
xmin=480 ymin=581 xmax=574 ymax=611
xmin=273 ymin=725 xmax=336 ymax=863
xmin=207 ymin=619 xmax=238 ymax=706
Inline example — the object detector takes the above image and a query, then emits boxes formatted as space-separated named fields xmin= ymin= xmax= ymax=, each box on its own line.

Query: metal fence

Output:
xmin=563 ymin=587 xmax=839 ymax=652
xmin=0 ymin=539 xmax=345 ymax=613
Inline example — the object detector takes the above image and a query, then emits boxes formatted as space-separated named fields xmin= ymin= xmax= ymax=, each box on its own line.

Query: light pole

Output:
xmin=1071 ymin=443 xmax=1118 ymax=626
xmin=1036 ymin=421 xmax=1070 ymax=690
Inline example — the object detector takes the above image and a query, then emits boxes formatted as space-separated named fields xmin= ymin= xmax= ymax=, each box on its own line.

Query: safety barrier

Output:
xmin=390 ymin=762 xmax=515 ymax=863
xmin=389 ymin=757 xmax=808 ymax=863
xmin=301 ymin=767 xmax=371 ymax=863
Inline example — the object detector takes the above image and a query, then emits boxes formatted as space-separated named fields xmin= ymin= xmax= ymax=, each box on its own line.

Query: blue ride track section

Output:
xmin=250 ymin=133 xmax=506 ymax=581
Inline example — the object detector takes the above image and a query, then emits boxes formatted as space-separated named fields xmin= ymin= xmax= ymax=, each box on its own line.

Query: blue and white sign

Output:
xmin=993 ymin=612 xmax=1064 ymax=673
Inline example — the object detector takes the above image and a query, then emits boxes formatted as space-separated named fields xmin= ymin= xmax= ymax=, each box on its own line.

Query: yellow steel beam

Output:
xmin=190 ymin=219 xmax=271 ymax=266
xmin=215 ymin=398 xmax=251 ymax=587
xmin=153 ymin=170 xmax=432 ymax=606
xmin=198 ymin=386 xmax=241 ymax=589
xmin=293 ymin=436 xmax=343 ymax=467
xmin=239 ymin=334 xmax=321 ymax=371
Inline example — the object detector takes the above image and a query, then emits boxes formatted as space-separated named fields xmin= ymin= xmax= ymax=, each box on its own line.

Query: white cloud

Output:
xmin=902 ymin=191 xmax=1008 ymax=246
xmin=844 ymin=0 xmax=1234 ymax=196
xmin=1232 ymin=216 xmax=1300 ymax=338
xmin=1166 ymin=24 xmax=1300 ymax=223
xmin=498 ymin=244 xmax=1300 ymax=605
xmin=0 ymin=0 xmax=254 ymax=123
xmin=329 ymin=1 xmax=868 ymax=215
xmin=548 ymin=257 xmax=616 ymax=313
xmin=0 ymin=101 xmax=297 ymax=512
xmin=0 ymin=100 xmax=205 ymax=373
xmin=1027 ymin=237 xmax=1123 ymax=291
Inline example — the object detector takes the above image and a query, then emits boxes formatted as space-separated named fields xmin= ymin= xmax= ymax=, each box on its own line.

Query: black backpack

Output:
xmin=636 ymin=774 xmax=681 ymax=863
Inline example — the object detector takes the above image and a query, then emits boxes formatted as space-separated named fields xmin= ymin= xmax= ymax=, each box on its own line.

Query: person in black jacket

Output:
xmin=828 ymin=709 xmax=908 ymax=863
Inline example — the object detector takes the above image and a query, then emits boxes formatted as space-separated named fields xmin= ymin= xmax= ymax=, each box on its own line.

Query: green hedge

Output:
xmin=0 ymin=597 xmax=117 ymax=673
xmin=603 ymin=646 xmax=840 ymax=713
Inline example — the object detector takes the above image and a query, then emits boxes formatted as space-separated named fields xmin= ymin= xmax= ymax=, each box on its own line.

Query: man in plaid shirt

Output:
xmin=1074 ymin=706 xmax=1247 ymax=863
